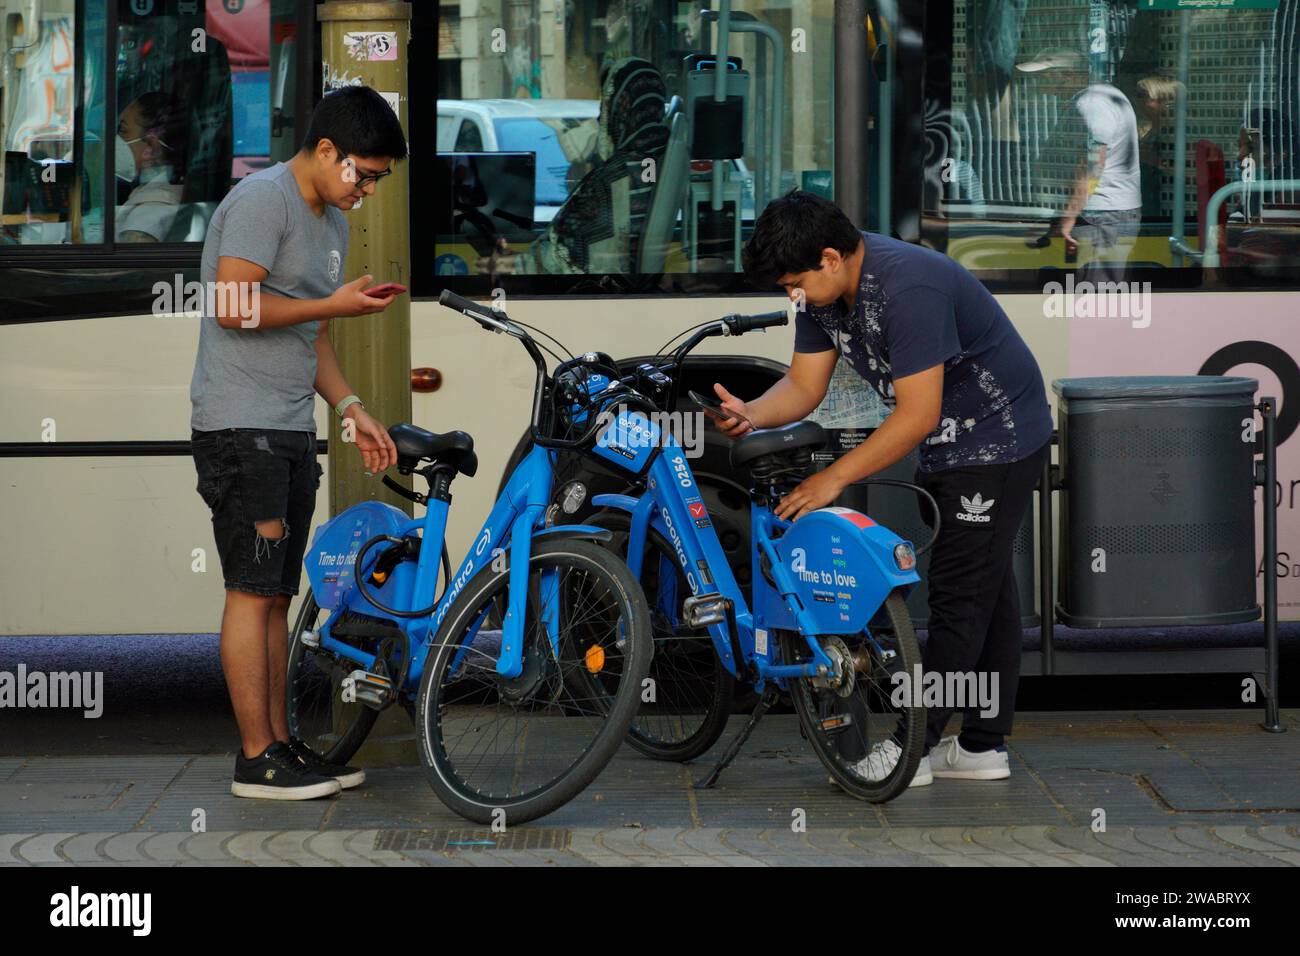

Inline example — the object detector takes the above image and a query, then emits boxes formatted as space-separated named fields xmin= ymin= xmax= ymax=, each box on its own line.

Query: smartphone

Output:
xmin=363 ymin=282 xmax=407 ymax=297
xmin=688 ymin=389 xmax=752 ymax=429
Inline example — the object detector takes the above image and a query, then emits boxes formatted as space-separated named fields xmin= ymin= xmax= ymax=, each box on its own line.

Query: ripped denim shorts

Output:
xmin=191 ymin=428 xmax=322 ymax=597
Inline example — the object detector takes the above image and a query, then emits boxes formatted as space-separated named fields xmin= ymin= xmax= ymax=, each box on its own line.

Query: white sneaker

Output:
xmin=928 ymin=735 xmax=1010 ymax=780
xmin=840 ymin=739 xmax=933 ymax=787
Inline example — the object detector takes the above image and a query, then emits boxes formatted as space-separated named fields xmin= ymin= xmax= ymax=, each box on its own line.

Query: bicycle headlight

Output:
xmin=893 ymin=543 xmax=916 ymax=571
xmin=560 ymin=481 xmax=587 ymax=514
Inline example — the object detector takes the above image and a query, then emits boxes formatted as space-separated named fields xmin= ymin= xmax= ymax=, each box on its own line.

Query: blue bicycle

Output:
xmin=285 ymin=290 xmax=660 ymax=825
xmin=581 ymin=312 xmax=941 ymax=801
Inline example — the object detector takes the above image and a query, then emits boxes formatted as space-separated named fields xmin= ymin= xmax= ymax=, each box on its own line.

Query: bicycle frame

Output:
xmin=310 ymin=441 xmax=611 ymax=687
xmin=593 ymin=426 xmax=921 ymax=691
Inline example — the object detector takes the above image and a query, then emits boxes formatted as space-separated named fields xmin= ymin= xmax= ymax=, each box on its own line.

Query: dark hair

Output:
xmin=302 ymin=85 xmax=408 ymax=162
xmin=120 ymin=91 xmax=187 ymax=184
xmin=742 ymin=190 xmax=861 ymax=286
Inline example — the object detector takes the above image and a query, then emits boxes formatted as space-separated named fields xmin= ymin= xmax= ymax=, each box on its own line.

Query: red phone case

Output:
xmin=364 ymin=283 xmax=406 ymax=297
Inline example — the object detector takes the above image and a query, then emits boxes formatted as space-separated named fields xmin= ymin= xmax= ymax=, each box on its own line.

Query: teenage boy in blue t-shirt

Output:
xmin=718 ymin=190 xmax=1052 ymax=787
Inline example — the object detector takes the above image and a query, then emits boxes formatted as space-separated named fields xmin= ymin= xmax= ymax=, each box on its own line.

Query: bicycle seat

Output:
xmin=729 ymin=421 xmax=827 ymax=470
xmin=388 ymin=423 xmax=478 ymax=476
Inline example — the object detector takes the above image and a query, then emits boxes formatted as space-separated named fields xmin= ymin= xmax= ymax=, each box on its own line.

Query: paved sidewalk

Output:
xmin=1 ymin=710 xmax=1297 ymax=866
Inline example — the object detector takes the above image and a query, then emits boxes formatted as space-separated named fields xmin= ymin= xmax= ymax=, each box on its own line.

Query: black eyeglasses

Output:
xmin=343 ymin=159 xmax=392 ymax=189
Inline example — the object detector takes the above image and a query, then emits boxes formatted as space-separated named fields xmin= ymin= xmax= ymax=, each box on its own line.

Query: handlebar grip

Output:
xmin=726 ymin=310 xmax=789 ymax=334
xmin=438 ymin=289 xmax=502 ymax=324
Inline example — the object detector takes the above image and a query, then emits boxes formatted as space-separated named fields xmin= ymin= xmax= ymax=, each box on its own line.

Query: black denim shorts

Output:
xmin=191 ymin=428 xmax=322 ymax=597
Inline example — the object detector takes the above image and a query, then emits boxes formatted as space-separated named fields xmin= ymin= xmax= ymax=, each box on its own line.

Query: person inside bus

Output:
xmin=115 ymin=92 xmax=187 ymax=242
xmin=1232 ymin=107 xmax=1297 ymax=221
xmin=721 ymin=190 xmax=1053 ymax=788
xmin=1134 ymin=75 xmax=1182 ymax=219
xmin=189 ymin=86 xmax=405 ymax=800
xmin=476 ymin=56 xmax=670 ymax=278
xmin=1018 ymin=49 xmax=1142 ymax=282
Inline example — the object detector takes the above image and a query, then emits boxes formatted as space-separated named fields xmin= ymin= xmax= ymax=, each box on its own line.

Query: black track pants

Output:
xmin=916 ymin=441 xmax=1049 ymax=753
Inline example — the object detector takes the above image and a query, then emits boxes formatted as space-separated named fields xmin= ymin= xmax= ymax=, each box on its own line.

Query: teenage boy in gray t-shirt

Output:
xmin=189 ymin=86 xmax=406 ymax=800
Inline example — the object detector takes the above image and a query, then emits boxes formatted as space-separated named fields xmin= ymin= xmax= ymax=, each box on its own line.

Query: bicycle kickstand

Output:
xmin=694 ymin=685 xmax=781 ymax=790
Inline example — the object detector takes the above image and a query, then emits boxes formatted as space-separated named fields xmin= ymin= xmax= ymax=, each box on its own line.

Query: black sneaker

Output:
xmin=231 ymin=742 xmax=342 ymax=800
xmin=288 ymin=737 xmax=366 ymax=789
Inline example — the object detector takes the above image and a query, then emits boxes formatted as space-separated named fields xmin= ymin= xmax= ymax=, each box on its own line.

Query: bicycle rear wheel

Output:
xmin=286 ymin=589 xmax=382 ymax=766
xmin=416 ymin=538 xmax=651 ymax=825
xmin=782 ymin=590 xmax=924 ymax=802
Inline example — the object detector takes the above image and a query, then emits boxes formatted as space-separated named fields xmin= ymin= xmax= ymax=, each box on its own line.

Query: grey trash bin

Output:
xmin=1052 ymin=376 xmax=1261 ymax=628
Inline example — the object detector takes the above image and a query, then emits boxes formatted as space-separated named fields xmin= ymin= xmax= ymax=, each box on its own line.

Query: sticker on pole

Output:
xmin=815 ymin=506 xmax=875 ymax=528
xmin=344 ymin=31 xmax=398 ymax=61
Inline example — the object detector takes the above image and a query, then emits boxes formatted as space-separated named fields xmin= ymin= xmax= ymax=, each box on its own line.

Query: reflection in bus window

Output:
xmin=927 ymin=0 xmax=1300 ymax=277
xmin=435 ymin=0 xmax=835 ymax=283
xmin=477 ymin=56 xmax=668 ymax=278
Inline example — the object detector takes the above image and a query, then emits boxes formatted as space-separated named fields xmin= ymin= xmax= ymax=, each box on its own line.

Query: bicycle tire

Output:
xmin=286 ymin=589 xmax=382 ymax=766
xmin=591 ymin=511 xmax=734 ymax=761
xmin=416 ymin=538 xmax=652 ymax=825
xmin=782 ymin=590 xmax=925 ymax=802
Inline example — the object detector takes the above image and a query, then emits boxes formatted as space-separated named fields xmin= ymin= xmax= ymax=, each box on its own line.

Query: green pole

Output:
xmin=318 ymin=1 xmax=414 ymax=518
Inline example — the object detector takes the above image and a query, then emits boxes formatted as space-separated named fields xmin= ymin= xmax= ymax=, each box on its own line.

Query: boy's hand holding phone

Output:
xmin=692 ymin=383 xmax=755 ymax=439
xmin=330 ymin=274 xmax=404 ymax=316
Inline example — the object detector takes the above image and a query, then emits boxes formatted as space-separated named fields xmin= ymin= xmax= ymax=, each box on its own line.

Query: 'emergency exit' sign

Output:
xmin=1143 ymin=0 xmax=1279 ymax=9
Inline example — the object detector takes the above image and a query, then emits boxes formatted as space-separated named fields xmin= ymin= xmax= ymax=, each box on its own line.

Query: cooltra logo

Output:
xmin=50 ymin=886 xmax=151 ymax=935
xmin=956 ymin=493 xmax=995 ymax=523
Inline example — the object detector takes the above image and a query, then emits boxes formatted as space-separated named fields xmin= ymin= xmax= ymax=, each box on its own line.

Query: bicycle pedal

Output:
xmin=682 ymin=594 xmax=731 ymax=627
xmin=819 ymin=714 xmax=853 ymax=733
xmin=341 ymin=669 xmax=394 ymax=710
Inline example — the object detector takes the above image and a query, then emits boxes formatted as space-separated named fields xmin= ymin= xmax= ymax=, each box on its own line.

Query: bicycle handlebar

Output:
xmin=722 ymin=310 xmax=789 ymax=334
xmin=437 ymin=288 xmax=503 ymax=328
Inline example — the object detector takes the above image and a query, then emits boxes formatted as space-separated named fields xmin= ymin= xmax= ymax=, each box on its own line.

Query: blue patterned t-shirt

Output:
xmin=795 ymin=232 xmax=1052 ymax=472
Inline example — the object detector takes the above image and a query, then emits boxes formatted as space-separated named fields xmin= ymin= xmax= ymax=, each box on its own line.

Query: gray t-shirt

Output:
xmin=1073 ymin=84 xmax=1141 ymax=212
xmin=190 ymin=162 xmax=348 ymax=432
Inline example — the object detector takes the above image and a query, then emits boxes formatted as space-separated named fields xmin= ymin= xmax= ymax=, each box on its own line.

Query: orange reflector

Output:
xmin=371 ymin=571 xmax=388 ymax=585
xmin=585 ymin=644 xmax=606 ymax=674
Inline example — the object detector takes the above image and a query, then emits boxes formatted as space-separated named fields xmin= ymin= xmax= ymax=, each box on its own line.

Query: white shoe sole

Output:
xmin=829 ymin=760 xmax=933 ymax=789
xmin=930 ymin=767 xmax=1010 ymax=780
xmin=332 ymin=769 xmax=366 ymax=789
xmin=231 ymin=779 xmax=342 ymax=800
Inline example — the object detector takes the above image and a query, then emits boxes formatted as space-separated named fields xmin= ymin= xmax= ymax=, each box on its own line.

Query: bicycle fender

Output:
xmin=533 ymin=523 xmax=615 ymax=545
xmin=770 ymin=507 xmax=920 ymax=635
xmin=590 ymin=493 xmax=671 ymax=579
xmin=590 ymin=494 xmax=670 ymax=536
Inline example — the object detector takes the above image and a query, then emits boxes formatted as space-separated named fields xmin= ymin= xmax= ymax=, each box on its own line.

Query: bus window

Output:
xmin=1 ymin=0 xmax=101 ymax=244
xmin=435 ymin=0 xmax=834 ymax=286
xmin=1 ymin=0 xmax=300 ymax=247
xmin=924 ymin=0 xmax=1300 ymax=280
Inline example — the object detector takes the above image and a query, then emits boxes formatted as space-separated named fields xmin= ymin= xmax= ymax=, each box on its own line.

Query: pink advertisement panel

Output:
xmin=1067 ymin=292 xmax=1299 ymax=618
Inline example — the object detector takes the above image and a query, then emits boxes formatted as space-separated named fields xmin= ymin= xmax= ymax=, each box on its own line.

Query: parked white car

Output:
xmin=437 ymin=99 xmax=600 ymax=225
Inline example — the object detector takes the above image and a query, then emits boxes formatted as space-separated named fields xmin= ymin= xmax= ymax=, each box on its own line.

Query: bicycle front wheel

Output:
xmin=782 ymin=590 xmax=924 ymax=802
xmin=593 ymin=513 xmax=734 ymax=761
xmin=416 ymin=538 xmax=651 ymax=825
